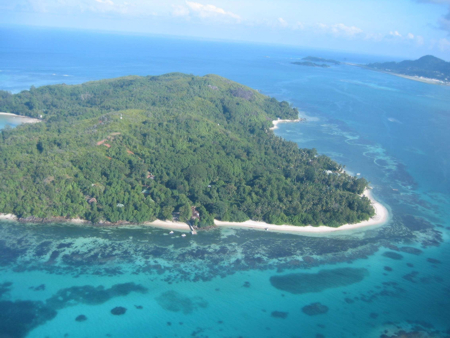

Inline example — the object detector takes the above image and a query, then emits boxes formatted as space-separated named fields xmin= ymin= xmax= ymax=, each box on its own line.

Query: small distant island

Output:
xmin=365 ymin=55 xmax=450 ymax=85
xmin=302 ymin=56 xmax=341 ymax=65
xmin=292 ymin=62 xmax=330 ymax=68
xmin=0 ymin=74 xmax=375 ymax=229
xmin=292 ymin=56 xmax=341 ymax=69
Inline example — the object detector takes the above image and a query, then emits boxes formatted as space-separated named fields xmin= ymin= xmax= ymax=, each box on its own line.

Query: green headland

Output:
xmin=0 ymin=73 xmax=374 ymax=227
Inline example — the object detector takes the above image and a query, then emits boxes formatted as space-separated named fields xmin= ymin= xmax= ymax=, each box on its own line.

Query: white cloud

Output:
xmin=95 ymin=0 xmax=114 ymax=5
xmin=439 ymin=37 xmax=450 ymax=50
xmin=292 ymin=21 xmax=304 ymax=30
xmin=363 ymin=29 xmax=426 ymax=47
xmin=389 ymin=30 xmax=402 ymax=38
xmin=185 ymin=1 xmax=240 ymax=20
xmin=172 ymin=4 xmax=189 ymax=17
xmin=278 ymin=17 xmax=288 ymax=28
xmin=416 ymin=35 xmax=425 ymax=45
xmin=312 ymin=23 xmax=363 ymax=37
xmin=330 ymin=23 xmax=363 ymax=36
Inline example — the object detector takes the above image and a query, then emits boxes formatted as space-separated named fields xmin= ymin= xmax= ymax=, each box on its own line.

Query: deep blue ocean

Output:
xmin=1 ymin=26 xmax=450 ymax=338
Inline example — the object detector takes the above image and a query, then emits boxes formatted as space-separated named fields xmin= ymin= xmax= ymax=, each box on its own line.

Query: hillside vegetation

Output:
xmin=0 ymin=73 xmax=373 ymax=227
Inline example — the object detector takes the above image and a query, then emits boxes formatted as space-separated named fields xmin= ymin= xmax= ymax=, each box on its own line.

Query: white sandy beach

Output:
xmin=143 ymin=219 xmax=191 ymax=231
xmin=0 ymin=189 xmax=388 ymax=235
xmin=214 ymin=189 xmax=389 ymax=234
xmin=0 ymin=112 xmax=41 ymax=124
xmin=0 ymin=213 xmax=18 ymax=221
xmin=388 ymin=73 xmax=450 ymax=86
xmin=270 ymin=118 xmax=303 ymax=130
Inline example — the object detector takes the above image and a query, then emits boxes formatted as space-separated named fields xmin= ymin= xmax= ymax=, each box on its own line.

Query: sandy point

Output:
xmin=214 ymin=188 xmax=389 ymax=235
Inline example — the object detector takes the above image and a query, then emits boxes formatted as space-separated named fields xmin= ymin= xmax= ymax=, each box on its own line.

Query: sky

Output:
xmin=1 ymin=0 xmax=450 ymax=59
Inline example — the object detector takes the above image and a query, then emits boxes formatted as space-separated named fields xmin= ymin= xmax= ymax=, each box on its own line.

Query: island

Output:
xmin=302 ymin=56 xmax=341 ymax=65
xmin=291 ymin=62 xmax=330 ymax=68
xmin=365 ymin=55 xmax=450 ymax=85
xmin=0 ymin=73 xmax=375 ymax=230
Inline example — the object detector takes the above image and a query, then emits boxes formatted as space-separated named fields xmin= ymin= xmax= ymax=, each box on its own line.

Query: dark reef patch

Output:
xmin=399 ymin=247 xmax=423 ymax=255
xmin=30 ymin=284 xmax=46 ymax=291
xmin=0 ymin=282 xmax=13 ymax=298
xmin=156 ymin=290 xmax=208 ymax=314
xmin=75 ymin=314 xmax=87 ymax=322
xmin=0 ymin=300 xmax=57 ymax=338
xmin=426 ymin=258 xmax=441 ymax=264
xmin=111 ymin=307 xmax=127 ymax=315
xmin=402 ymin=215 xmax=433 ymax=231
xmin=403 ymin=271 xmax=419 ymax=283
xmin=302 ymin=302 xmax=329 ymax=316
xmin=382 ymin=252 xmax=403 ymax=260
xmin=271 ymin=311 xmax=288 ymax=319
xmin=270 ymin=268 xmax=368 ymax=294
xmin=46 ymin=282 xmax=147 ymax=309
xmin=384 ymin=266 xmax=393 ymax=272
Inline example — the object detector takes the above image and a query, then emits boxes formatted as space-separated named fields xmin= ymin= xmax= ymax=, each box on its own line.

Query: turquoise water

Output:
xmin=0 ymin=115 xmax=24 ymax=130
xmin=1 ymin=26 xmax=450 ymax=337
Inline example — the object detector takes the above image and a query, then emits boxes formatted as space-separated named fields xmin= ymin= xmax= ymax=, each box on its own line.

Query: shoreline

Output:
xmin=350 ymin=65 xmax=450 ymax=86
xmin=0 ymin=189 xmax=389 ymax=235
xmin=0 ymin=112 xmax=41 ymax=124
xmin=214 ymin=188 xmax=389 ymax=234
xmin=386 ymin=72 xmax=450 ymax=86
xmin=0 ymin=115 xmax=388 ymax=235
xmin=270 ymin=118 xmax=303 ymax=130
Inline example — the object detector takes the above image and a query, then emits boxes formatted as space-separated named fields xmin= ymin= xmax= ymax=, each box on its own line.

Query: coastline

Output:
xmin=350 ymin=65 xmax=450 ymax=86
xmin=0 ymin=112 xmax=41 ymax=124
xmin=0 ymin=189 xmax=389 ymax=234
xmin=270 ymin=118 xmax=303 ymax=130
xmin=385 ymin=72 xmax=450 ymax=86
xmin=214 ymin=188 xmax=388 ymax=234
xmin=0 ymin=116 xmax=388 ymax=235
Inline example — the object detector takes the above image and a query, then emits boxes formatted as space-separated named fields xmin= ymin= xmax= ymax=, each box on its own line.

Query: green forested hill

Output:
xmin=366 ymin=55 xmax=450 ymax=81
xmin=0 ymin=73 xmax=373 ymax=227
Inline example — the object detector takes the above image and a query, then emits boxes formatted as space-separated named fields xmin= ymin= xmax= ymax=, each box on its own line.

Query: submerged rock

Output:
xmin=270 ymin=268 xmax=368 ymax=294
xmin=46 ymin=282 xmax=147 ymax=310
xmin=426 ymin=258 xmax=441 ymax=264
xmin=382 ymin=252 xmax=403 ymax=260
xmin=399 ymin=247 xmax=423 ymax=255
xmin=111 ymin=306 xmax=127 ymax=315
xmin=155 ymin=290 xmax=208 ymax=314
xmin=271 ymin=311 xmax=288 ymax=319
xmin=0 ymin=300 xmax=57 ymax=338
xmin=302 ymin=302 xmax=329 ymax=316
xmin=75 ymin=314 xmax=87 ymax=322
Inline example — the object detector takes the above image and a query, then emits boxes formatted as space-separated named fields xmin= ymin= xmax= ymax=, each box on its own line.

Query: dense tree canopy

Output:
xmin=0 ymin=73 xmax=374 ymax=227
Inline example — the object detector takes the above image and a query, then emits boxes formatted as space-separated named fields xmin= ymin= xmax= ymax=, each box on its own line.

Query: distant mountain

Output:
xmin=302 ymin=56 xmax=341 ymax=65
xmin=366 ymin=55 xmax=450 ymax=82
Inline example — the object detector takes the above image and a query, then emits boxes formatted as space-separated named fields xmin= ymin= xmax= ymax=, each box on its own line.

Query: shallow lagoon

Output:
xmin=1 ymin=27 xmax=450 ymax=337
